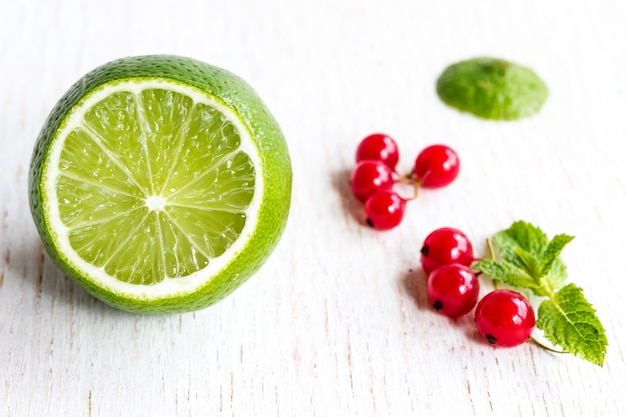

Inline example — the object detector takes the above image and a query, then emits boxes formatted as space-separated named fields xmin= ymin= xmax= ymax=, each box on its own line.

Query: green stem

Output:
xmin=485 ymin=238 xmax=499 ymax=290
xmin=529 ymin=337 xmax=567 ymax=354
xmin=395 ymin=172 xmax=421 ymax=200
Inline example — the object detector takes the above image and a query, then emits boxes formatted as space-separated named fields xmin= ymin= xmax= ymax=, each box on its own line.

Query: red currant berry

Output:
xmin=413 ymin=144 xmax=460 ymax=188
xmin=474 ymin=290 xmax=536 ymax=348
xmin=364 ymin=190 xmax=406 ymax=230
xmin=420 ymin=227 xmax=474 ymax=276
xmin=355 ymin=133 xmax=400 ymax=170
xmin=427 ymin=264 xmax=480 ymax=318
xmin=350 ymin=160 xmax=395 ymax=203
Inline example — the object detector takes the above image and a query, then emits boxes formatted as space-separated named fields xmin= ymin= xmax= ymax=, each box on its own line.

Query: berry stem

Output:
xmin=395 ymin=172 xmax=421 ymax=200
xmin=398 ymin=172 xmax=422 ymax=187
xmin=485 ymin=238 xmax=499 ymax=290
xmin=529 ymin=337 xmax=567 ymax=354
xmin=486 ymin=237 xmax=496 ymax=260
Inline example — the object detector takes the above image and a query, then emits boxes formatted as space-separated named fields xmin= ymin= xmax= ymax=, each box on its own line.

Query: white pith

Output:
xmin=42 ymin=79 xmax=263 ymax=299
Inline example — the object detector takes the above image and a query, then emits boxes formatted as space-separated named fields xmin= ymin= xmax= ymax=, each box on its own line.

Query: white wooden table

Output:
xmin=2 ymin=0 xmax=625 ymax=415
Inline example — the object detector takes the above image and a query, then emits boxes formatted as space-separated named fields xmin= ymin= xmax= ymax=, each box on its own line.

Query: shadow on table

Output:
xmin=8 ymin=235 xmax=135 ymax=318
xmin=401 ymin=267 xmax=429 ymax=312
xmin=330 ymin=168 xmax=368 ymax=227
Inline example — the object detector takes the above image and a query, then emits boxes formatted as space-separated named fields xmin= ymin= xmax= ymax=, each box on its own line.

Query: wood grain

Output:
xmin=1 ymin=0 xmax=626 ymax=415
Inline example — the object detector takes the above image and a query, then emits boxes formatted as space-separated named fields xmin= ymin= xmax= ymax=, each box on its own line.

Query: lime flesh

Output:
xmin=59 ymin=83 xmax=255 ymax=285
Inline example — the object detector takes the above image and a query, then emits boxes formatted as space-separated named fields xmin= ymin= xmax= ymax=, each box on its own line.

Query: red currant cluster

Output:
xmin=421 ymin=227 xmax=536 ymax=347
xmin=350 ymin=133 xmax=460 ymax=230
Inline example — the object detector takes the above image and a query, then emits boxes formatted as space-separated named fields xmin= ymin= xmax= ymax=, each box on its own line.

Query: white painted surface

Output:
xmin=1 ymin=0 xmax=625 ymax=415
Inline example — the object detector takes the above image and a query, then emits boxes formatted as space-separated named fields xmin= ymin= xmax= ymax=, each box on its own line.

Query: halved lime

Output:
xmin=436 ymin=57 xmax=548 ymax=120
xmin=28 ymin=56 xmax=292 ymax=313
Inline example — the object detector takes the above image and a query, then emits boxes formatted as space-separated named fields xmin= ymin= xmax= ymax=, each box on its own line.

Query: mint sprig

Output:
xmin=474 ymin=220 xmax=608 ymax=366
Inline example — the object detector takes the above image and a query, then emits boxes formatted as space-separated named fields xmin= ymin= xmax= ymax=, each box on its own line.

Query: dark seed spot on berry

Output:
xmin=420 ymin=245 xmax=429 ymax=256
xmin=433 ymin=300 xmax=443 ymax=311
xmin=366 ymin=218 xmax=374 ymax=227
xmin=486 ymin=334 xmax=497 ymax=345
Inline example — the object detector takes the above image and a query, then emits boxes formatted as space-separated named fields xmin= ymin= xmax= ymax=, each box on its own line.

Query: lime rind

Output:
xmin=29 ymin=56 xmax=292 ymax=313
xmin=436 ymin=57 xmax=548 ymax=120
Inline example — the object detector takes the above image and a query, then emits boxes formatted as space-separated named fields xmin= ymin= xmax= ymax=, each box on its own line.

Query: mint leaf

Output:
xmin=537 ymin=284 xmax=608 ymax=366
xmin=494 ymin=222 xmax=571 ymax=293
xmin=539 ymin=234 xmax=574 ymax=285
xmin=546 ymin=258 xmax=568 ymax=291
xmin=494 ymin=220 xmax=548 ymax=267
xmin=473 ymin=259 xmax=542 ymax=294
xmin=513 ymin=247 xmax=542 ymax=278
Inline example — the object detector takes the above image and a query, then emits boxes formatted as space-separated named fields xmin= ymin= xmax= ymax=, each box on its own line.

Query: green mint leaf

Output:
xmin=473 ymin=259 xmax=542 ymax=293
xmin=513 ymin=247 xmax=542 ymax=278
xmin=545 ymin=258 xmax=568 ymax=291
xmin=494 ymin=220 xmax=548 ymax=267
xmin=539 ymin=234 xmax=574 ymax=285
xmin=537 ymin=283 xmax=608 ymax=366
xmin=493 ymin=222 xmax=573 ymax=291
